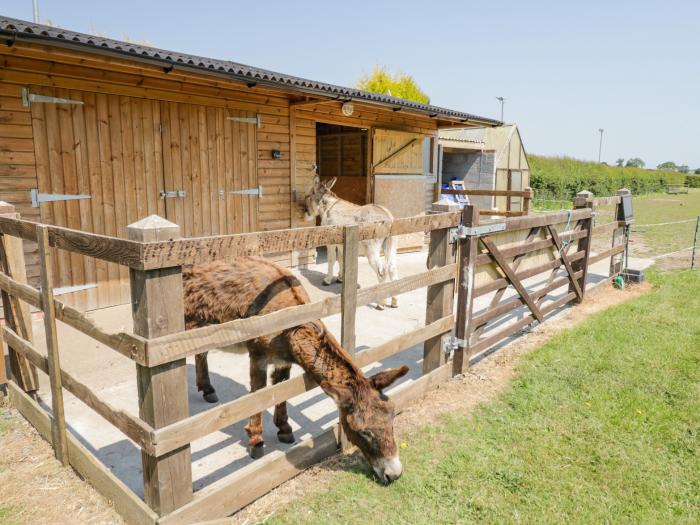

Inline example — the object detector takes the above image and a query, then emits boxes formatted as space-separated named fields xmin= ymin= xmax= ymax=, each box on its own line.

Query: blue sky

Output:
xmin=4 ymin=0 xmax=699 ymax=168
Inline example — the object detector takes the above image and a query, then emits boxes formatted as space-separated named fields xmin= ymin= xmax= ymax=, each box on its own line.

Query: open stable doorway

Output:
xmin=316 ymin=123 xmax=369 ymax=205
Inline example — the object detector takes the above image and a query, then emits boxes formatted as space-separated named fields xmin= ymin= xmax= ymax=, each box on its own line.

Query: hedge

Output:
xmin=686 ymin=174 xmax=700 ymax=188
xmin=529 ymin=155 xmax=686 ymax=199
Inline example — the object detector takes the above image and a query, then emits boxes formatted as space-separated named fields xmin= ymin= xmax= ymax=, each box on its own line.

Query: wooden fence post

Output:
xmin=0 ymin=201 xmax=39 ymax=395
xmin=37 ymin=225 xmax=69 ymax=466
xmin=453 ymin=204 xmax=480 ymax=375
xmin=523 ymin=187 xmax=534 ymax=215
xmin=128 ymin=216 xmax=192 ymax=515
xmin=571 ymin=191 xmax=594 ymax=301
xmin=339 ymin=224 xmax=359 ymax=452
xmin=610 ymin=188 xmax=631 ymax=276
xmin=423 ymin=201 xmax=459 ymax=374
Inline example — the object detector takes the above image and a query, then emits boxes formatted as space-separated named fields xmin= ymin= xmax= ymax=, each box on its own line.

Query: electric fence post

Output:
xmin=692 ymin=216 xmax=699 ymax=270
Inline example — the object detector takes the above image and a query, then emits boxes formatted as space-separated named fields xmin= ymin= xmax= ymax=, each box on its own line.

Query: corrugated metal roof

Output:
xmin=0 ymin=16 xmax=501 ymax=126
xmin=439 ymin=128 xmax=487 ymax=144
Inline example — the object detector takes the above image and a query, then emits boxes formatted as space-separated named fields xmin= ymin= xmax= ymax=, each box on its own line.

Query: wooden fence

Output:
xmin=440 ymin=187 xmax=534 ymax=217
xmin=0 ymin=188 xmax=630 ymax=524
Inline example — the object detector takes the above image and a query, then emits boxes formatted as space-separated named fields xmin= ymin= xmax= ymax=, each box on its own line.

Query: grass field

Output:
xmin=270 ymin=271 xmax=700 ymax=524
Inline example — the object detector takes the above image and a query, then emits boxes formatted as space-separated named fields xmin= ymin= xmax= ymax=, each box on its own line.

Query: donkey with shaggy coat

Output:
xmin=185 ymin=257 xmax=407 ymax=483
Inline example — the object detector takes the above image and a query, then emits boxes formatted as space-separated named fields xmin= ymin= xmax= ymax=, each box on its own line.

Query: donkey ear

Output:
xmin=369 ymin=366 xmax=409 ymax=391
xmin=323 ymin=177 xmax=337 ymax=191
xmin=320 ymin=380 xmax=354 ymax=407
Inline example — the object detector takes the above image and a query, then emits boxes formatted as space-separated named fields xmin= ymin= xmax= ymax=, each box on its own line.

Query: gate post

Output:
xmin=423 ymin=201 xmax=459 ymax=373
xmin=610 ymin=188 xmax=631 ymax=276
xmin=0 ymin=202 xmax=39 ymax=395
xmin=453 ymin=204 xmax=480 ymax=375
xmin=571 ymin=191 xmax=594 ymax=301
xmin=128 ymin=215 xmax=192 ymax=515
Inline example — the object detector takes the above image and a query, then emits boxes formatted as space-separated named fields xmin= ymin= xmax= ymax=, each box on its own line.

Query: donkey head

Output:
xmin=321 ymin=365 xmax=409 ymax=484
xmin=304 ymin=174 xmax=337 ymax=221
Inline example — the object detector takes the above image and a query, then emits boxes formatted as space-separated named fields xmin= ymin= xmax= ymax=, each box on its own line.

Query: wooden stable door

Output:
xmin=29 ymin=87 xmax=258 ymax=310
xmin=371 ymin=129 xmax=426 ymax=249
xmin=159 ymin=101 xmax=258 ymax=238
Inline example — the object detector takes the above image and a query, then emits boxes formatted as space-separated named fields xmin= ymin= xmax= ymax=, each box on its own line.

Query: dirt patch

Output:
xmin=0 ymin=397 xmax=124 ymax=525
xmin=231 ymin=280 xmax=653 ymax=524
xmin=0 ymin=281 xmax=652 ymax=525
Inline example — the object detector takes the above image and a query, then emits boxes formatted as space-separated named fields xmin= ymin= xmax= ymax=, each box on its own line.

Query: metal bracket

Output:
xmin=461 ymin=223 xmax=506 ymax=237
xmin=442 ymin=334 xmax=467 ymax=358
xmin=160 ymin=190 xmax=186 ymax=198
xmin=226 ymin=114 xmax=262 ymax=128
xmin=22 ymin=87 xmax=84 ymax=107
xmin=31 ymin=188 xmax=91 ymax=208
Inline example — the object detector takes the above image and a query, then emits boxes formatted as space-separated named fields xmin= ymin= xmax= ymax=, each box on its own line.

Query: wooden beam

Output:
xmin=37 ymin=225 xmax=69 ymax=466
xmin=339 ymin=225 xmax=358 ymax=452
xmin=128 ymin=216 xmax=192 ymax=515
xmin=0 ymin=215 xmax=143 ymax=268
xmin=588 ymin=244 xmax=625 ymax=265
xmin=138 ymin=212 xmax=461 ymax=270
xmin=145 ymin=263 xmax=457 ymax=366
xmin=8 ymin=382 xmax=158 ymax=525
xmin=289 ymin=97 xmax=342 ymax=108
xmin=423 ymin=202 xmax=459 ymax=373
xmin=500 ymin=208 xmax=592 ymax=233
xmin=570 ymin=191 xmax=594 ymax=301
xmin=441 ymin=189 xmax=530 ymax=197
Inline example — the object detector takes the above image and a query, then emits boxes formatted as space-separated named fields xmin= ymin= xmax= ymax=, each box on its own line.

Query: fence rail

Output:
xmin=0 ymin=187 xmax=631 ymax=524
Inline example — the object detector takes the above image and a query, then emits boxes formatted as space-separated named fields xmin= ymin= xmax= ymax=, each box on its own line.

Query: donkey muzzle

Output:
xmin=374 ymin=456 xmax=403 ymax=484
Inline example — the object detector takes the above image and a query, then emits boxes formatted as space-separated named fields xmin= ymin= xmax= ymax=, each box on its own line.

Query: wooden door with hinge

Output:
xmin=28 ymin=86 xmax=165 ymax=311
xmin=371 ymin=128 xmax=426 ymax=250
xmin=159 ymin=101 xmax=258 ymax=238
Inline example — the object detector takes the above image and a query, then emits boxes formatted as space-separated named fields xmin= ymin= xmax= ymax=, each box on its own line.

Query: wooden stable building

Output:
xmin=439 ymin=124 xmax=530 ymax=212
xmin=0 ymin=16 xmax=500 ymax=311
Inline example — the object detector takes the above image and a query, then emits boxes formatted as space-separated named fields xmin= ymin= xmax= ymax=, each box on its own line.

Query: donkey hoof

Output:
xmin=375 ymin=303 xmax=385 ymax=311
xmin=203 ymin=391 xmax=219 ymax=403
xmin=322 ymin=279 xmax=333 ymax=286
xmin=248 ymin=443 xmax=265 ymax=459
xmin=390 ymin=299 xmax=399 ymax=308
xmin=277 ymin=431 xmax=295 ymax=444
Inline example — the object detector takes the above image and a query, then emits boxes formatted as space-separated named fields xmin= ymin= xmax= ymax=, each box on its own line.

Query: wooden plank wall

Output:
xmin=0 ymin=83 xmax=40 ymax=284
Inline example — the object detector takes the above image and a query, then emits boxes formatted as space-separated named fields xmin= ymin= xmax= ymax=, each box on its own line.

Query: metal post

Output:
xmin=598 ymin=128 xmax=604 ymax=163
xmin=692 ymin=216 xmax=699 ymax=270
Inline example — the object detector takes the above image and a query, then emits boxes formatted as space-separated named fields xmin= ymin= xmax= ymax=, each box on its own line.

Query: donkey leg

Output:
xmin=244 ymin=347 xmax=268 ymax=459
xmin=195 ymin=352 xmax=218 ymax=403
xmin=323 ymin=245 xmax=337 ymax=285
xmin=271 ymin=365 xmax=295 ymax=443
xmin=336 ymin=245 xmax=344 ymax=283
xmin=366 ymin=241 xmax=389 ymax=308
xmin=385 ymin=236 xmax=400 ymax=308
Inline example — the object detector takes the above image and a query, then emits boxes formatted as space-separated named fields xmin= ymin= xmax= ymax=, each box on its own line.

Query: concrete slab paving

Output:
xmin=27 ymin=250 xmax=654 ymax=498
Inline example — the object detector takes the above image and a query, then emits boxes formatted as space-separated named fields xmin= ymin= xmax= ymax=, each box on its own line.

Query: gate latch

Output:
xmin=160 ymin=190 xmax=186 ymax=198
xmin=450 ymin=222 xmax=507 ymax=243
xmin=442 ymin=334 xmax=467 ymax=358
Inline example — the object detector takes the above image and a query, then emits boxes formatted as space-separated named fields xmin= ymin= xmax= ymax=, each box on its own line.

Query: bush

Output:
xmin=529 ymin=155 xmax=686 ymax=199
xmin=686 ymin=174 xmax=700 ymax=188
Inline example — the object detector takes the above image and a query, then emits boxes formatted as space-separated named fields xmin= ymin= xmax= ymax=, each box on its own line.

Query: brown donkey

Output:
xmin=184 ymin=257 xmax=407 ymax=483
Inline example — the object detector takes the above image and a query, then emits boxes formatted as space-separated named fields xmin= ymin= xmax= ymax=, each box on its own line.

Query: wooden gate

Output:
xmin=28 ymin=88 xmax=258 ymax=310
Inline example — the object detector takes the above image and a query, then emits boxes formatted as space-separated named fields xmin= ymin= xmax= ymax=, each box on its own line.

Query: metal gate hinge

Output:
xmin=160 ymin=190 xmax=186 ymax=198
xmin=226 ymin=114 xmax=262 ymax=128
xmin=222 ymin=185 xmax=263 ymax=197
xmin=451 ymin=222 xmax=507 ymax=242
xmin=31 ymin=188 xmax=91 ymax=207
xmin=22 ymin=87 xmax=84 ymax=107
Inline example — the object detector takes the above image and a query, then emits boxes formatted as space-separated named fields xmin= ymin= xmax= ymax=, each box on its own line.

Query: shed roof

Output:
xmin=440 ymin=124 xmax=515 ymax=151
xmin=0 ymin=16 xmax=501 ymax=127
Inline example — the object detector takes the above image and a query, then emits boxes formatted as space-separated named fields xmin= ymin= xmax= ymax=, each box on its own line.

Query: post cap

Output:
xmin=127 ymin=215 xmax=180 ymax=242
xmin=617 ymin=188 xmax=631 ymax=195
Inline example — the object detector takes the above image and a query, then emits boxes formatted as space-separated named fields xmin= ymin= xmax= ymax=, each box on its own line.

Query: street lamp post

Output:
xmin=496 ymin=97 xmax=505 ymax=122
xmin=598 ymin=128 xmax=604 ymax=163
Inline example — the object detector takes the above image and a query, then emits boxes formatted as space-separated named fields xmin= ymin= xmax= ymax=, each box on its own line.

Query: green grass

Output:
xmin=270 ymin=271 xmax=700 ymax=524
xmin=631 ymin=190 xmax=700 ymax=256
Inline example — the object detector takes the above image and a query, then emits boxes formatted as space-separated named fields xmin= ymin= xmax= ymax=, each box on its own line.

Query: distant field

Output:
xmin=269 ymin=270 xmax=700 ymax=524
